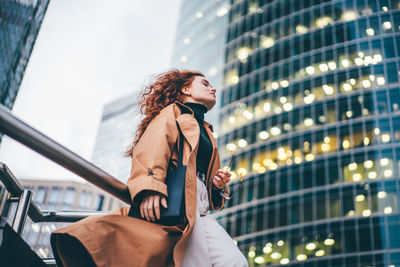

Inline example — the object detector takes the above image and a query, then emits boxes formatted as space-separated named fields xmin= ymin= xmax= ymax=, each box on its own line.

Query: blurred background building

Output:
xmin=91 ymin=91 xmax=141 ymax=182
xmin=171 ymin=0 xmax=230 ymax=132
xmin=20 ymin=179 xmax=123 ymax=258
xmin=0 ymin=0 xmax=49 ymax=143
xmin=211 ymin=0 xmax=400 ymax=266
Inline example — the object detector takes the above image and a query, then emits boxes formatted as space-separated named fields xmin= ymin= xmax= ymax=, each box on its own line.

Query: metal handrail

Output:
xmin=0 ymin=104 xmax=131 ymax=205
xmin=0 ymin=163 xmax=107 ymax=223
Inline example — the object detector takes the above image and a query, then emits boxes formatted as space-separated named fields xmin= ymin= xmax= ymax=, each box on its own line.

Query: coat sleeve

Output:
xmin=209 ymin=186 xmax=226 ymax=210
xmin=127 ymin=106 xmax=178 ymax=204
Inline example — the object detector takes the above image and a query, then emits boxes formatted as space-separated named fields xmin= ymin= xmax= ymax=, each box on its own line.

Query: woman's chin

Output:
xmin=206 ymin=99 xmax=216 ymax=111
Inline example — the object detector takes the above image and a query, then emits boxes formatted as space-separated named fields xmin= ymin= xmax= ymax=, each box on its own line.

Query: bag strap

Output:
xmin=176 ymin=123 xmax=184 ymax=167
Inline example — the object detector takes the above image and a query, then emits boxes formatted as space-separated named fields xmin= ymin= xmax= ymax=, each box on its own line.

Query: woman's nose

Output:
xmin=211 ymin=87 xmax=217 ymax=93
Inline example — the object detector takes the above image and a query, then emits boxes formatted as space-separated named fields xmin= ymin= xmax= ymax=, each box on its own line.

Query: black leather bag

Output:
xmin=129 ymin=125 xmax=186 ymax=226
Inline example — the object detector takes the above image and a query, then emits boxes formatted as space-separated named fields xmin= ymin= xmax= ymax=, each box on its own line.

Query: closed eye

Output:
xmin=202 ymin=79 xmax=211 ymax=87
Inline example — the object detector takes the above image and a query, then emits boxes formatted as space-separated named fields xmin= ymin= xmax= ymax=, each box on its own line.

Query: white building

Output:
xmin=91 ymin=91 xmax=141 ymax=183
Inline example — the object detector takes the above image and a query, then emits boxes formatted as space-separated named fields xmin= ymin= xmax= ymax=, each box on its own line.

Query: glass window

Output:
xmin=95 ymin=195 xmax=104 ymax=211
xmin=256 ymin=205 xmax=265 ymax=231
xmin=34 ymin=187 xmax=46 ymax=206
xmin=79 ymin=191 xmax=87 ymax=209
xmin=290 ymin=196 xmax=300 ymax=224
xmin=47 ymin=187 xmax=61 ymax=210
xmin=387 ymin=62 xmax=399 ymax=84
xmin=316 ymin=191 xmax=327 ymax=220
xmin=267 ymin=202 xmax=275 ymax=229
xmin=329 ymin=189 xmax=340 ymax=218
xmin=344 ymin=221 xmax=357 ymax=252
xmin=376 ymin=90 xmax=389 ymax=114
xmin=388 ymin=224 xmax=400 ymax=248
xmin=62 ymin=188 xmax=75 ymax=209
xmin=303 ymin=193 xmax=313 ymax=222
xmin=383 ymin=37 xmax=396 ymax=58
xmin=279 ymin=199 xmax=288 ymax=227
xmin=245 ymin=210 xmax=255 ymax=234
xmin=235 ymin=211 xmax=243 ymax=237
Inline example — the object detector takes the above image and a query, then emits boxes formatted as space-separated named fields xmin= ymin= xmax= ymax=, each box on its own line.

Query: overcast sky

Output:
xmin=0 ymin=0 xmax=181 ymax=182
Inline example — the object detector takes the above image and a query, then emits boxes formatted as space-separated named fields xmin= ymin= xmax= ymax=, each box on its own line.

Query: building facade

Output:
xmin=91 ymin=92 xmax=140 ymax=182
xmin=21 ymin=179 xmax=124 ymax=258
xmin=171 ymin=0 xmax=230 ymax=131
xmin=214 ymin=0 xmax=400 ymax=266
xmin=0 ymin=0 xmax=49 ymax=110
xmin=0 ymin=0 xmax=49 ymax=144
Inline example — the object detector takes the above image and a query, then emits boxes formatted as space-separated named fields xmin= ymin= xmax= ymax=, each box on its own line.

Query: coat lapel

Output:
xmin=176 ymin=114 xmax=199 ymax=152
xmin=173 ymin=101 xmax=200 ymax=154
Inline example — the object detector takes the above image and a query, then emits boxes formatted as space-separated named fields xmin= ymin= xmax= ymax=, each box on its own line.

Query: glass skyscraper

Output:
xmin=171 ymin=0 xmax=230 ymax=130
xmin=91 ymin=92 xmax=141 ymax=182
xmin=0 ymin=0 xmax=49 ymax=145
xmin=0 ymin=0 xmax=49 ymax=110
xmin=214 ymin=0 xmax=400 ymax=266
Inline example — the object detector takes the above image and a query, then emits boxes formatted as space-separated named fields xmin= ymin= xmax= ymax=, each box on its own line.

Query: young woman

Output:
xmin=51 ymin=69 xmax=248 ymax=267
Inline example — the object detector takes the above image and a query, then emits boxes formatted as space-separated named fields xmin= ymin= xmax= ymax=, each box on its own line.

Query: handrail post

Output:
xmin=12 ymin=190 xmax=32 ymax=235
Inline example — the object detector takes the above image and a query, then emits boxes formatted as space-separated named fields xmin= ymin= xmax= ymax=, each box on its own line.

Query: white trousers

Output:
xmin=181 ymin=176 xmax=248 ymax=267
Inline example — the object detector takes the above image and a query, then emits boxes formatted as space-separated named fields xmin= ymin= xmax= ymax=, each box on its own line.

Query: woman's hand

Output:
xmin=140 ymin=191 xmax=168 ymax=221
xmin=212 ymin=169 xmax=232 ymax=189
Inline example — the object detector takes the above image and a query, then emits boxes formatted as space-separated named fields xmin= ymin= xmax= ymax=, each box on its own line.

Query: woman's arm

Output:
xmin=127 ymin=105 xmax=179 ymax=221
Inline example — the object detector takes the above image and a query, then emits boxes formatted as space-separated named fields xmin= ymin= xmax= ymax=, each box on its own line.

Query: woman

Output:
xmin=51 ymin=69 xmax=248 ymax=267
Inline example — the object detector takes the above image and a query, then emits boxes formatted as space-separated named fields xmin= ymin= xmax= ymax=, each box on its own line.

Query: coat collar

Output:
xmin=174 ymin=101 xmax=214 ymax=132
xmin=173 ymin=101 xmax=216 ymax=152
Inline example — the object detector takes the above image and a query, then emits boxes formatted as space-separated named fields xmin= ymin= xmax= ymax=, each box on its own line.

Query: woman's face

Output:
xmin=181 ymin=76 xmax=216 ymax=110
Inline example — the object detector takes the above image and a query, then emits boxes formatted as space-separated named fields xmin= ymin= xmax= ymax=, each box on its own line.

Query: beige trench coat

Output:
xmin=51 ymin=102 xmax=226 ymax=267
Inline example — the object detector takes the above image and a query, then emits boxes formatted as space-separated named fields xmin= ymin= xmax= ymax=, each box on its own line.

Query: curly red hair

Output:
xmin=125 ymin=69 xmax=204 ymax=157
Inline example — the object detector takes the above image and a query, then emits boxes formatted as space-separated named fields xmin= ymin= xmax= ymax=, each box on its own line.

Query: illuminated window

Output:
xmin=305 ymin=66 xmax=315 ymax=75
xmin=237 ymin=47 xmax=252 ymax=62
xmin=315 ymin=16 xmax=333 ymax=28
xmin=270 ymin=127 xmax=281 ymax=136
xmin=383 ymin=21 xmax=392 ymax=30
xmin=323 ymin=84 xmax=335 ymax=95
xmin=341 ymin=58 xmax=351 ymax=67
xmin=296 ymin=25 xmax=308 ymax=34
xmin=237 ymin=139 xmax=248 ymax=148
xmin=341 ymin=11 xmax=358 ymax=21
xmin=260 ymin=36 xmax=275 ymax=48
xmin=366 ymin=28 xmax=375 ymax=36
xmin=319 ymin=63 xmax=329 ymax=72
xmin=342 ymin=82 xmax=352 ymax=92
xmin=377 ymin=76 xmax=386 ymax=85
xmin=248 ymin=2 xmax=258 ymax=13
xmin=280 ymin=80 xmax=289 ymax=88
xmin=225 ymin=69 xmax=239 ymax=85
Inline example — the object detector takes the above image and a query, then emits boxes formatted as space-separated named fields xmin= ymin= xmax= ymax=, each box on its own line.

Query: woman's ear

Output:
xmin=181 ymin=87 xmax=191 ymax=96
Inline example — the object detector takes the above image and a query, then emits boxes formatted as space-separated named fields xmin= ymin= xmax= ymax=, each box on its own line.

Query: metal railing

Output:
xmin=0 ymin=104 xmax=130 ymax=203
xmin=0 ymin=103 xmax=131 ymax=234
xmin=0 ymin=163 xmax=108 ymax=226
